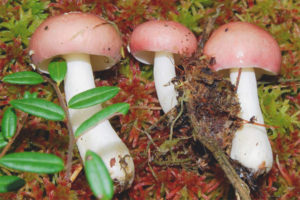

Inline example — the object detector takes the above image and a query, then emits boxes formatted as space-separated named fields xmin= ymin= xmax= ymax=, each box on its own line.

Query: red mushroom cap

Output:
xmin=204 ymin=22 xmax=281 ymax=75
xmin=29 ymin=12 xmax=122 ymax=73
xmin=129 ymin=20 xmax=197 ymax=64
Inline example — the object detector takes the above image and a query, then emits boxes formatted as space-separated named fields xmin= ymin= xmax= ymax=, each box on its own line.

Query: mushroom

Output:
xmin=29 ymin=12 xmax=134 ymax=191
xmin=204 ymin=21 xmax=281 ymax=174
xmin=129 ymin=20 xmax=197 ymax=113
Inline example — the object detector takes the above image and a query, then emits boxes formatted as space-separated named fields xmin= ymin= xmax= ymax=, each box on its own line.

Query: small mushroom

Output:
xmin=204 ymin=21 xmax=281 ymax=174
xmin=129 ymin=20 xmax=197 ymax=113
xmin=29 ymin=12 xmax=134 ymax=190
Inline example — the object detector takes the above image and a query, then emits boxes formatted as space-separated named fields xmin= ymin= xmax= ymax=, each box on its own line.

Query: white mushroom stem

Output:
xmin=63 ymin=53 xmax=134 ymax=189
xmin=229 ymin=68 xmax=273 ymax=173
xmin=153 ymin=51 xmax=178 ymax=113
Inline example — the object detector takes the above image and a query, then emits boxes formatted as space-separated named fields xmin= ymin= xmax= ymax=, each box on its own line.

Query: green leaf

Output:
xmin=0 ymin=176 xmax=25 ymax=193
xmin=2 ymin=107 xmax=17 ymax=139
xmin=68 ymin=86 xmax=120 ymax=109
xmin=75 ymin=103 xmax=130 ymax=137
xmin=23 ymin=91 xmax=38 ymax=99
xmin=10 ymin=98 xmax=65 ymax=121
xmin=84 ymin=150 xmax=113 ymax=200
xmin=0 ymin=152 xmax=64 ymax=174
xmin=0 ymin=133 xmax=8 ymax=149
xmin=48 ymin=58 xmax=67 ymax=84
xmin=2 ymin=71 xmax=44 ymax=85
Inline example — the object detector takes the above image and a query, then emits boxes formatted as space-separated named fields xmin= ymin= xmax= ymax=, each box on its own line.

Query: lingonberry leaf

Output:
xmin=75 ymin=103 xmax=129 ymax=137
xmin=2 ymin=107 xmax=17 ymax=139
xmin=84 ymin=150 xmax=113 ymax=200
xmin=0 ymin=152 xmax=64 ymax=174
xmin=0 ymin=176 xmax=25 ymax=193
xmin=10 ymin=98 xmax=65 ymax=121
xmin=48 ymin=58 xmax=67 ymax=85
xmin=2 ymin=71 xmax=44 ymax=85
xmin=0 ymin=133 xmax=8 ymax=149
xmin=68 ymin=86 xmax=120 ymax=109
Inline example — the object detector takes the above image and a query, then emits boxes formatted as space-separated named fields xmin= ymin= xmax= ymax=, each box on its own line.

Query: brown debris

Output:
xmin=177 ymin=62 xmax=242 ymax=151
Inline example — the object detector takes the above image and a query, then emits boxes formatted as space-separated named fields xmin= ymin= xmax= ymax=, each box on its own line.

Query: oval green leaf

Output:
xmin=0 ymin=176 xmax=25 ymax=193
xmin=0 ymin=133 xmax=8 ymax=149
xmin=10 ymin=98 xmax=65 ymax=121
xmin=2 ymin=107 xmax=17 ymax=139
xmin=2 ymin=71 xmax=44 ymax=85
xmin=0 ymin=152 xmax=64 ymax=174
xmin=48 ymin=58 xmax=67 ymax=84
xmin=68 ymin=86 xmax=120 ymax=109
xmin=84 ymin=150 xmax=113 ymax=200
xmin=75 ymin=103 xmax=130 ymax=137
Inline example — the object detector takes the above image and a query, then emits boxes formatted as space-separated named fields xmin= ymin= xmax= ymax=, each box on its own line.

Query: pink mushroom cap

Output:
xmin=129 ymin=20 xmax=197 ymax=64
xmin=29 ymin=12 xmax=122 ymax=73
xmin=204 ymin=21 xmax=281 ymax=75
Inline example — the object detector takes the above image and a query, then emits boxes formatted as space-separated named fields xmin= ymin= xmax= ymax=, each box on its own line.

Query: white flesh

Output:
xmin=229 ymin=68 xmax=273 ymax=173
xmin=153 ymin=51 xmax=178 ymax=113
xmin=63 ymin=53 xmax=134 ymax=188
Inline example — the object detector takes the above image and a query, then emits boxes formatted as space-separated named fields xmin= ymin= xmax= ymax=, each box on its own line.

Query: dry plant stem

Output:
xmin=135 ymin=126 xmax=160 ymax=151
xmin=242 ymin=119 xmax=279 ymax=129
xmin=235 ymin=68 xmax=242 ymax=91
xmin=169 ymin=99 xmax=184 ymax=140
xmin=70 ymin=164 xmax=83 ymax=183
xmin=147 ymin=107 xmax=179 ymax=133
xmin=187 ymin=110 xmax=251 ymax=200
xmin=198 ymin=9 xmax=219 ymax=50
xmin=42 ymin=75 xmax=76 ymax=182
xmin=0 ymin=112 xmax=28 ymax=158
xmin=139 ymin=107 xmax=179 ymax=152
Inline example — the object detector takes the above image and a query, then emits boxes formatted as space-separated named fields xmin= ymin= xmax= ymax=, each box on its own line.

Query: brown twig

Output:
xmin=70 ymin=164 xmax=83 ymax=183
xmin=0 ymin=112 xmax=28 ymax=158
xmin=197 ymin=7 xmax=220 ymax=51
xmin=130 ymin=105 xmax=162 ymax=110
xmin=187 ymin=110 xmax=251 ymax=200
xmin=41 ymin=74 xmax=76 ymax=182
xmin=242 ymin=118 xmax=279 ymax=129
xmin=235 ymin=68 xmax=242 ymax=91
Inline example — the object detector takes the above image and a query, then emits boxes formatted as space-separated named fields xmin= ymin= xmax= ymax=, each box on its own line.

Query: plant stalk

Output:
xmin=42 ymin=74 xmax=76 ymax=181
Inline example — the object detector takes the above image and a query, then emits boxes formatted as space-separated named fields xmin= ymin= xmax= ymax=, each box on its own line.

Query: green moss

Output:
xmin=0 ymin=0 xmax=48 ymax=46
xmin=169 ymin=0 xmax=206 ymax=33
xmin=259 ymin=85 xmax=300 ymax=138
